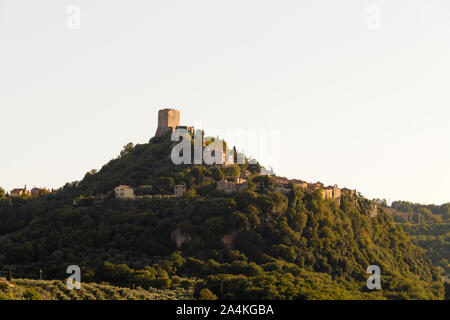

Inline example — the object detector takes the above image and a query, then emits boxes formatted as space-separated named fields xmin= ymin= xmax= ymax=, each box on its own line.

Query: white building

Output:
xmin=114 ymin=185 xmax=135 ymax=199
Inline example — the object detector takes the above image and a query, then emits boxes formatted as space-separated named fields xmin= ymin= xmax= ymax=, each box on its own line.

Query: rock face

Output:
xmin=221 ymin=230 xmax=239 ymax=249
xmin=170 ymin=228 xmax=192 ymax=248
xmin=369 ymin=204 xmax=379 ymax=218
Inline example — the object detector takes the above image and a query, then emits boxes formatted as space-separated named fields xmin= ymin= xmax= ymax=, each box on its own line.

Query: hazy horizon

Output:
xmin=1 ymin=0 xmax=449 ymax=205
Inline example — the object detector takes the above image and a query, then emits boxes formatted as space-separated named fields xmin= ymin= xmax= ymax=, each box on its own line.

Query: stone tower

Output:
xmin=155 ymin=108 xmax=180 ymax=137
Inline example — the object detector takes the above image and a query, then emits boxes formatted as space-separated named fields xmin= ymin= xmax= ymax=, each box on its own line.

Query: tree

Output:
xmin=445 ymin=282 xmax=450 ymax=300
xmin=156 ymin=177 xmax=175 ymax=193
xmin=0 ymin=187 xmax=5 ymax=198
xmin=183 ymin=188 xmax=196 ymax=201
xmin=248 ymin=162 xmax=261 ymax=174
xmin=192 ymin=166 xmax=204 ymax=184
xmin=444 ymin=208 xmax=450 ymax=221
xmin=23 ymin=288 xmax=42 ymax=300
xmin=224 ymin=165 xmax=240 ymax=178
xmin=211 ymin=167 xmax=225 ymax=181
xmin=120 ymin=142 xmax=134 ymax=157
xmin=373 ymin=198 xmax=387 ymax=207
xmin=7 ymin=268 xmax=12 ymax=281
xmin=230 ymin=211 xmax=249 ymax=230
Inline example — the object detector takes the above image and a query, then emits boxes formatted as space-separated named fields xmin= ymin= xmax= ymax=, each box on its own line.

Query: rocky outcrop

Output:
xmin=170 ymin=228 xmax=192 ymax=248
xmin=221 ymin=230 xmax=239 ymax=249
xmin=369 ymin=204 xmax=379 ymax=218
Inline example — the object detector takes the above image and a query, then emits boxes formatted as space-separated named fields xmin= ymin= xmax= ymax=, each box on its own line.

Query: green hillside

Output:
xmin=382 ymin=201 xmax=450 ymax=279
xmin=0 ymin=134 xmax=445 ymax=299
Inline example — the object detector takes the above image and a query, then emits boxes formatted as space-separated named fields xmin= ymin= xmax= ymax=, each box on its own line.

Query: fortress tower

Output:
xmin=155 ymin=108 xmax=180 ymax=137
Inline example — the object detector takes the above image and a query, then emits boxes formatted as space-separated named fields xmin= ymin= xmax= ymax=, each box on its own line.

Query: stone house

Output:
xmin=308 ymin=182 xmax=324 ymax=191
xmin=342 ymin=188 xmax=357 ymax=197
xmin=30 ymin=187 xmax=49 ymax=197
xmin=114 ymin=185 xmax=135 ymax=199
xmin=322 ymin=187 xmax=334 ymax=199
xmin=217 ymin=177 xmax=248 ymax=194
xmin=323 ymin=184 xmax=341 ymax=200
xmin=10 ymin=186 xmax=30 ymax=197
xmin=290 ymin=179 xmax=308 ymax=189
xmin=274 ymin=176 xmax=290 ymax=187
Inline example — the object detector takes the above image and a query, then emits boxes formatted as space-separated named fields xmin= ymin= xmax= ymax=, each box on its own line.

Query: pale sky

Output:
xmin=0 ymin=0 xmax=449 ymax=205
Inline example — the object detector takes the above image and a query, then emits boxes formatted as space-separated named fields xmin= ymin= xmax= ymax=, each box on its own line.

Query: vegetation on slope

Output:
xmin=0 ymin=278 xmax=193 ymax=300
xmin=378 ymin=200 xmax=450 ymax=279
xmin=0 ymin=135 xmax=445 ymax=299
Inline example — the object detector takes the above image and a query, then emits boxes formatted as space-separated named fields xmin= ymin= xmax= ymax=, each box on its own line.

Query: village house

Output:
xmin=341 ymin=188 xmax=357 ymax=197
xmin=114 ymin=184 xmax=186 ymax=200
xmin=9 ymin=186 xmax=30 ymax=197
xmin=30 ymin=187 xmax=49 ymax=197
xmin=291 ymin=179 xmax=308 ymax=190
xmin=114 ymin=185 xmax=135 ymax=199
xmin=322 ymin=187 xmax=334 ymax=199
xmin=274 ymin=176 xmax=290 ymax=187
xmin=323 ymin=185 xmax=341 ymax=200
xmin=272 ymin=176 xmax=291 ymax=194
xmin=305 ymin=182 xmax=344 ymax=201
xmin=217 ymin=177 xmax=248 ymax=194
xmin=332 ymin=185 xmax=342 ymax=199
xmin=308 ymin=182 xmax=324 ymax=191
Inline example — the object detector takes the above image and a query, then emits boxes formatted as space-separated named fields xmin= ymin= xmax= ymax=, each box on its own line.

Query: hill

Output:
xmin=0 ymin=134 xmax=445 ymax=299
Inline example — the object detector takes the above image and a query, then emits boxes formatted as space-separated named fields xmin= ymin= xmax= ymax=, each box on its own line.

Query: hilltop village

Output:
xmin=2 ymin=109 xmax=435 ymax=302
xmin=5 ymin=186 xmax=50 ymax=198
xmin=6 ymin=109 xmax=363 ymax=208
xmin=113 ymin=109 xmax=358 ymax=204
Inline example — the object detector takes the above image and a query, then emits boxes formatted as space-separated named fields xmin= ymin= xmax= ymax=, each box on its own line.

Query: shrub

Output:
xmin=23 ymin=288 xmax=42 ymax=300
xmin=198 ymin=289 xmax=217 ymax=300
